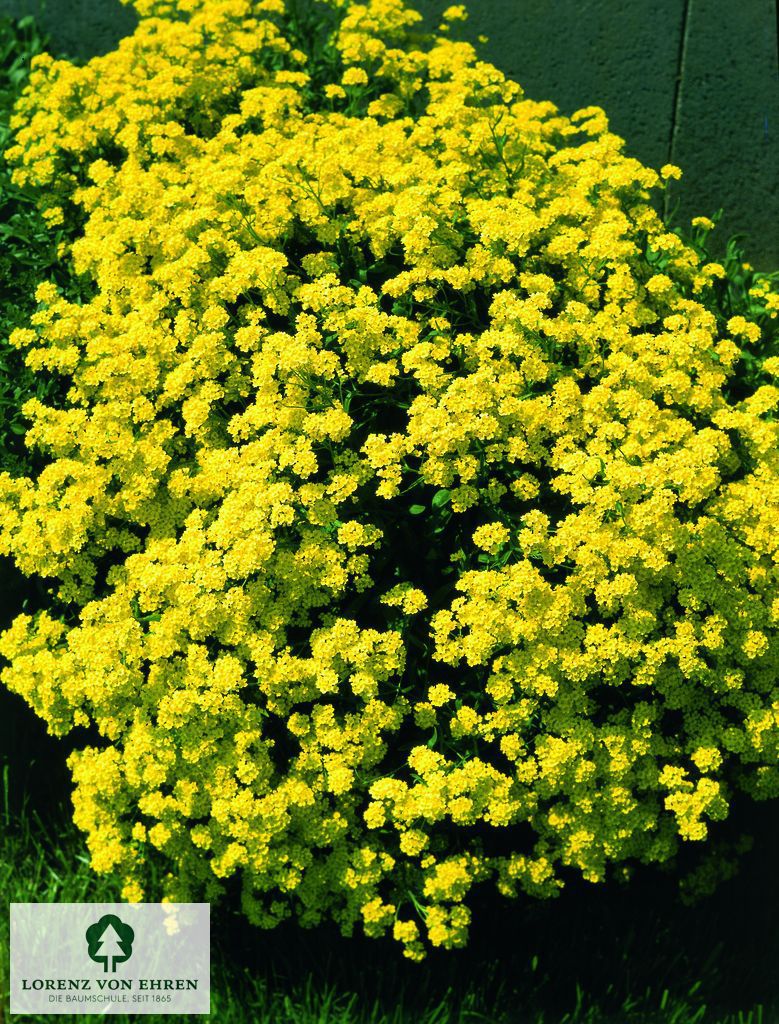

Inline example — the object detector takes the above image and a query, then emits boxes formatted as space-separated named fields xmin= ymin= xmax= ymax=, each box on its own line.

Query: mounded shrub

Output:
xmin=1 ymin=0 xmax=778 ymax=958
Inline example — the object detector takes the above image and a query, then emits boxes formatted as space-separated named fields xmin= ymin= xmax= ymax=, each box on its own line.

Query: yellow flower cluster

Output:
xmin=2 ymin=0 xmax=778 ymax=959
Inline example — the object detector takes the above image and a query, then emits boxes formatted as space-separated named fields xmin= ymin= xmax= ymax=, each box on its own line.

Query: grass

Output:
xmin=1 ymin=765 xmax=779 ymax=1024
xmin=1 ymin=11 xmax=779 ymax=1024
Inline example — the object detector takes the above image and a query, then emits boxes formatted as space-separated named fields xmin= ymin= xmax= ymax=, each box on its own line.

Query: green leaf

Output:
xmin=409 ymin=504 xmax=426 ymax=515
xmin=431 ymin=488 xmax=451 ymax=509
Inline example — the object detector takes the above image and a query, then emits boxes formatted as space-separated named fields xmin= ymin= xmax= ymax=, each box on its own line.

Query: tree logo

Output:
xmin=85 ymin=915 xmax=135 ymax=973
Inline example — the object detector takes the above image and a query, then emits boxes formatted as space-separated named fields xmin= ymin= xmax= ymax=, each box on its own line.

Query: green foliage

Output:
xmin=660 ymin=207 xmax=779 ymax=393
xmin=0 ymin=15 xmax=64 ymax=473
xmin=1 ymin=780 xmax=778 ymax=1023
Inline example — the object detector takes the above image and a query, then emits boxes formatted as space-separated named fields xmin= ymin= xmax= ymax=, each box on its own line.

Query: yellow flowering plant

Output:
xmin=1 ymin=0 xmax=778 ymax=960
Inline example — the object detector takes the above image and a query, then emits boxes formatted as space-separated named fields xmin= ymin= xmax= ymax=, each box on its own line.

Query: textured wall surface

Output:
xmin=418 ymin=0 xmax=687 ymax=175
xmin=663 ymin=0 xmax=778 ymax=267
xmin=0 ymin=0 xmax=137 ymax=58
xmin=1 ymin=0 xmax=777 ymax=266
xmin=416 ymin=0 xmax=778 ymax=268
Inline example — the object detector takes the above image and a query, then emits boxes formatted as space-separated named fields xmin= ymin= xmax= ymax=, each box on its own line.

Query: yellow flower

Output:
xmin=342 ymin=67 xmax=369 ymax=87
xmin=727 ymin=315 xmax=761 ymax=343
xmin=428 ymin=684 xmax=455 ymax=708
xmin=660 ymin=164 xmax=683 ymax=180
xmin=472 ymin=522 xmax=510 ymax=554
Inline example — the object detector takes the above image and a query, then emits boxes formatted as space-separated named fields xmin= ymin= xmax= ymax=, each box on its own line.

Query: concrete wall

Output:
xmin=0 ymin=0 xmax=137 ymax=60
xmin=1 ymin=0 xmax=777 ymax=267
xmin=416 ymin=0 xmax=778 ymax=269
